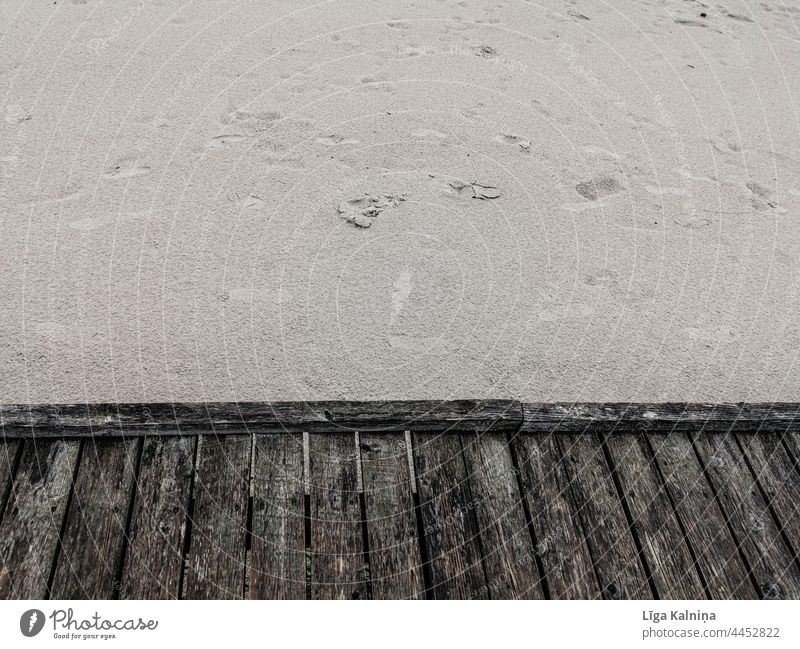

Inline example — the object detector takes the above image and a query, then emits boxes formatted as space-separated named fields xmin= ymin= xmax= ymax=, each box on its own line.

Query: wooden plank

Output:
xmin=248 ymin=434 xmax=306 ymax=599
xmin=735 ymin=431 xmax=800 ymax=561
xmin=557 ymin=433 xmax=652 ymax=599
xmin=604 ymin=433 xmax=706 ymax=598
xmin=780 ymin=430 xmax=800 ymax=465
xmin=0 ymin=440 xmax=21 ymax=516
xmin=512 ymin=433 xmax=599 ymax=598
xmin=50 ymin=439 xmax=139 ymax=599
xmin=692 ymin=432 xmax=800 ymax=598
xmin=5 ymin=400 xmax=800 ymax=437
xmin=360 ymin=432 xmax=424 ymax=599
xmin=0 ymin=440 xmax=79 ymax=598
xmin=182 ymin=435 xmax=250 ymax=599
xmin=413 ymin=432 xmax=487 ymax=599
xmin=521 ymin=402 xmax=800 ymax=434
xmin=308 ymin=433 xmax=368 ymax=599
xmin=4 ymin=400 xmax=800 ymax=437
xmin=119 ymin=436 xmax=195 ymax=599
xmin=650 ymin=433 xmax=758 ymax=598
xmin=0 ymin=399 xmax=522 ymax=437
xmin=460 ymin=432 xmax=544 ymax=599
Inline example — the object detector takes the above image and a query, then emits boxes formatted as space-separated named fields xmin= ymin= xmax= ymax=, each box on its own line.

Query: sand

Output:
xmin=1 ymin=0 xmax=799 ymax=404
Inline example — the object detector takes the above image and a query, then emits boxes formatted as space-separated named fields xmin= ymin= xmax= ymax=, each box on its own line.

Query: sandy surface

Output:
xmin=1 ymin=0 xmax=799 ymax=404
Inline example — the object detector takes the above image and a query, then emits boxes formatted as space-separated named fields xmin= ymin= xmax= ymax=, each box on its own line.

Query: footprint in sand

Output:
xmin=4 ymin=104 xmax=32 ymax=124
xmin=745 ymin=181 xmax=771 ymax=198
xmin=223 ymin=109 xmax=281 ymax=126
xmin=575 ymin=175 xmax=622 ymax=201
xmin=568 ymin=10 xmax=591 ymax=20
xmin=674 ymin=166 xmax=717 ymax=184
xmin=746 ymin=181 xmax=779 ymax=210
xmin=582 ymin=145 xmax=620 ymax=159
xmin=474 ymin=45 xmax=497 ymax=58
xmin=584 ymin=269 xmax=618 ymax=287
xmin=227 ymin=193 xmax=266 ymax=209
xmin=337 ymin=194 xmax=406 ymax=228
xmin=316 ymin=134 xmax=359 ymax=145
xmin=102 ymin=161 xmax=151 ymax=180
xmin=495 ymin=134 xmax=531 ymax=152
xmin=673 ymin=214 xmax=714 ymax=230
xmin=389 ymin=268 xmax=413 ymax=328
xmin=449 ymin=180 xmax=501 ymax=200
xmin=208 ymin=133 xmax=248 ymax=147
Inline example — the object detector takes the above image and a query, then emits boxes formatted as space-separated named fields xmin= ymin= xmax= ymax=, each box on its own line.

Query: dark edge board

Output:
xmin=521 ymin=403 xmax=800 ymax=433
xmin=0 ymin=400 xmax=522 ymax=437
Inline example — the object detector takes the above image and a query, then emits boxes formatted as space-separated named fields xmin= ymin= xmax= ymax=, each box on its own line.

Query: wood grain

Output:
xmin=460 ymin=432 xmax=544 ymax=599
xmin=650 ymin=433 xmax=758 ymax=598
xmin=413 ymin=432 xmax=487 ymax=599
xmin=0 ymin=440 xmax=79 ymax=598
xmin=119 ymin=436 xmax=195 ymax=599
xmin=692 ymin=432 xmax=800 ymax=599
xmin=604 ymin=433 xmax=706 ymax=598
xmin=512 ymin=433 xmax=600 ymax=598
xmin=0 ymin=440 xmax=20 ymax=517
xmin=248 ymin=434 xmax=306 ymax=599
xmin=4 ymin=401 xmax=799 ymax=438
xmin=557 ymin=433 xmax=652 ymax=599
xmin=50 ymin=439 xmax=139 ymax=599
xmin=3 ymin=409 xmax=799 ymax=601
xmin=0 ymin=400 xmax=522 ymax=437
xmin=360 ymin=432 xmax=424 ymax=599
xmin=182 ymin=435 xmax=250 ymax=599
xmin=734 ymin=432 xmax=800 ymax=563
xmin=521 ymin=403 xmax=800 ymax=433
xmin=308 ymin=433 xmax=368 ymax=599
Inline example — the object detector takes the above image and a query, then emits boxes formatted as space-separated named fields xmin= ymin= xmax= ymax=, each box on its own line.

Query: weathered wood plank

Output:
xmin=0 ymin=440 xmax=21 ymax=517
xmin=413 ymin=432 xmax=487 ymax=599
xmin=50 ymin=439 xmax=139 ymax=599
xmin=650 ymin=433 xmax=758 ymax=598
xmin=0 ymin=400 xmax=522 ymax=437
xmin=182 ymin=435 xmax=250 ymax=599
xmin=780 ymin=430 xmax=800 ymax=466
xmin=119 ymin=436 xmax=195 ymax=599
xmin=248 ymin=434 xmax=306 ymax=599
xmin=5 ymin=400 xmax=800 ymax=438
xmin=735 ymin=432 xmax=800 ymax=563
xmin=308 ymin=433 xmax=368 ymax=599
xmin=692 ymin=432 xmax=800 ymax=598
xmin=0 ymin=440 xmax=79 ymax=598
xmin=360 ymin=432 xmax=424 ymax=599
xmin=512 ymin=433 xmax=599 ymax=598
xmin=522 ymin=403 xmax=800 ymax=433
xmin=604 ymin=433 xmax=706 ymax=598
xmin=460 ymin=432 xmax=544 ymax=599
xmin=557 ymin=433 xmax=652 ymax=599
xmin=5 ymin=400 xmax=799 ymax=437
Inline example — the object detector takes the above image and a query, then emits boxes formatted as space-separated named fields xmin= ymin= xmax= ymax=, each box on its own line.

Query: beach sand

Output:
xmin=1 ymin=0 xmax=799 ymax=404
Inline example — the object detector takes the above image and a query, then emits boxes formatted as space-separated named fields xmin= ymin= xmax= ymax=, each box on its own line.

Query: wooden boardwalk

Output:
xmin=1 ymin=401 xmax=799 ymax=599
